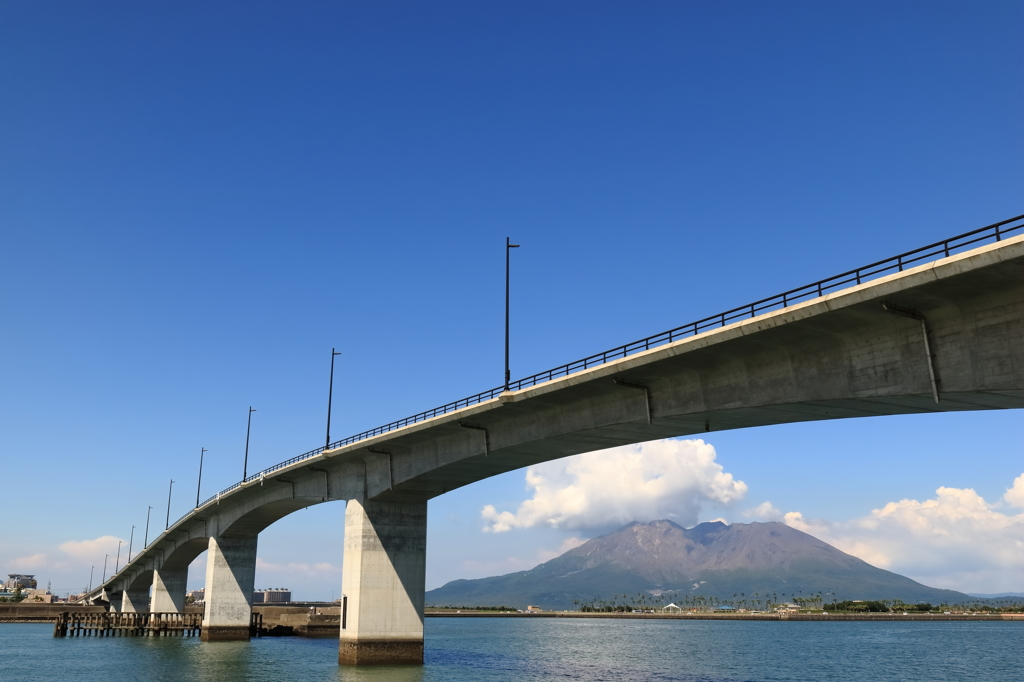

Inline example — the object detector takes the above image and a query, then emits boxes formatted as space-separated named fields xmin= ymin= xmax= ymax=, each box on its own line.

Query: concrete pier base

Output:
xmin=151 ymin=567 xmax=187 ymax=613
xmin=338 ymin=498 xmax=427 ymax=665
xmin=201 ymin=624 xmax=252 ymax=641
xmin=201 ymin=535 xmax=257 ymax=642
xmin=339 ymin=639 xmax=424 ymax=665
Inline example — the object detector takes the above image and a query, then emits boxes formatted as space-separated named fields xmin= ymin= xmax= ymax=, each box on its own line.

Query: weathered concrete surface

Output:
xmin=200 ymin=536 xmax=257 ymax=641
xmin=151 ymin=567 xmax=187 ymax=613
xmin=339 ymin=499 xmax=427 ymax=665
xmin=254 ymin=606 xmax=341 ymax=637
xmin=0 ymin=604 xmax=108 ymax=622
xmin=120 ymin=574 xmax=151 ymax=614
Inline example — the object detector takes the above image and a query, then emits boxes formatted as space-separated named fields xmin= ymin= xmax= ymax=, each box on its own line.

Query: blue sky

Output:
xmin=1 ymin=1 xmax=1021 ymax=599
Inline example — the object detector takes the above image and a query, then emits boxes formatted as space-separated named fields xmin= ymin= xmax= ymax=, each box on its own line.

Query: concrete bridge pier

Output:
xmin=151 ymin=567 xmax=188 ymax=613
xmin=102 ymin=587 xmax=121 ymax=612
xmin=120 ymin=580 xmax=150 ymax=614
xmin=200 ymin=535 xmax=258 ymax=641
xmin=339 ymin=498 xmax=427 ymax=665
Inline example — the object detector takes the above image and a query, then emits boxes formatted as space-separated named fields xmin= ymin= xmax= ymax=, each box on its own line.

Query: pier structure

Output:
xmin=78 ymin=218 xmax=1024 ymax=664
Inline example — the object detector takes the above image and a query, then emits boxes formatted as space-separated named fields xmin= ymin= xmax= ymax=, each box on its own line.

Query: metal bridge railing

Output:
xmin=169 ymin=212 xmax=1024 ymax=530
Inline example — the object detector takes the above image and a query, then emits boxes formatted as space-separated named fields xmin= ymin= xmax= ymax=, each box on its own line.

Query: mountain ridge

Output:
xmin=426 ymin=520 xmax=972 ymax=610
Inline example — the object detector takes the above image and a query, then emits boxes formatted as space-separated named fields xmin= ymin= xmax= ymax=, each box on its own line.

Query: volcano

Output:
xmin=425 ymin=520 xmax=970 ymax=610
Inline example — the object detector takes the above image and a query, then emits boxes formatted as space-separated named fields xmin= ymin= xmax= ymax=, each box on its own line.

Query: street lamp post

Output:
xmin=115 ymin=539 xmax=122 ymax=573
xmin=326 ymin=348 xmax=342 ymax=449
xmin=243 ymin=407 xmax=256 ymax=480
xmin=505 ymin=237 xmax=520 ymax=391
xmin=127 ymin=525 xmax=135 ymax=563
xmin=102 ymin=554 xmax=108 ymax=583
xmin=196 ymin=447 xmax=207 ymax=507
xmin=165 ymin=479 xmax=174 ymax=529
xmin=143 ymin=506 xmax=152 ymax=549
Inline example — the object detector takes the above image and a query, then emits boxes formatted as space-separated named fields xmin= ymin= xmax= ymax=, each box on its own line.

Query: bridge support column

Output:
xmin=121 ymin=581 xmax=150 ymax=613
xmin=200 ymin=536 xmax=257 ymax=641
xmin=151 ymin=567 xmax=188 ymax=613
xmin=339 ymin=498 xmax=427 ymax=665
xmin=106 ymin=589 xmax=123 ymax=612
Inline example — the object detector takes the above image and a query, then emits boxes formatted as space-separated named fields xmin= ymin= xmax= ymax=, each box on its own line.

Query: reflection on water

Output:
xmin=1 ymin=619 xmax=1021 ymax=682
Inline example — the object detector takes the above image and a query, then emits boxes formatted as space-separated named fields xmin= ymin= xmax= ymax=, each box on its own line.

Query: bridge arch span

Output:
xmin=86 ymin=231 xmax=1024 ymax=663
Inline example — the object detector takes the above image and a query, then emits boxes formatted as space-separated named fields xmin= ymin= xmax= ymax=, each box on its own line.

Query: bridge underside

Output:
xmin=388 ymin=392 xmax=1022 ymax=503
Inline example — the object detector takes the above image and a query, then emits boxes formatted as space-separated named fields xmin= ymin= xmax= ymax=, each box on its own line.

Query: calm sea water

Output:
xmin=1 ymin=619 xmax=1021 ymax=681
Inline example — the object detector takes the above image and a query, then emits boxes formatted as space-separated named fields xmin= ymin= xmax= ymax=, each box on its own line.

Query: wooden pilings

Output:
xmin=250 ymin=611 xmax=263 ymax=638
xmin=53 ymin=611 xmax=265 ymax=638
xmin=53 ymin=612 xmax=203 ymax=637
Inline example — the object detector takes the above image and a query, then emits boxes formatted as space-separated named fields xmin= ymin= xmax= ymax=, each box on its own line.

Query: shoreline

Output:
xmin=425 ymin=610 xmax=1024 ymax=622
xmin=3 ymin=604 xmax=1021 ymax=626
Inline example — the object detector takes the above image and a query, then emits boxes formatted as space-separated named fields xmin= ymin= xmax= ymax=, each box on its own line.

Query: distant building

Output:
xmin=4 ymin=574 xmax=37 ymax=590
xmin=186 ymin=588 xmax=205 ymax=604
xmin=24 ymin=588 xmax=54 ymax=603
xmin=662 ymin=603 xmax=682 ymax=613
xmin=526 ymin=605 xmax=542 ymax=613
xmin=253 ymin=588 xmax=291 ymax=603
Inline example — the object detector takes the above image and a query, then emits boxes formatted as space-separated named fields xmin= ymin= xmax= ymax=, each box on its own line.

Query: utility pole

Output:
xmin=326 ymin=348 xmax=342 ymax=449
xmin=243 ymin=407 xmax=256 ymax=480
xmin=143 ymin=506 xmax=152 ymax=549
xmin=505 ymin=237 xmax=520 ymax=391
xmin=196 ymin=447 xmax=207 ymax=508
xmin=166 ymin=479 xmax=175 ymax=529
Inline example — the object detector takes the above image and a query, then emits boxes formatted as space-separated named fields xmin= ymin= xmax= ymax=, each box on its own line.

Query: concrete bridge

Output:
xmin=83 ymin=217 xmax=1024 ymax=664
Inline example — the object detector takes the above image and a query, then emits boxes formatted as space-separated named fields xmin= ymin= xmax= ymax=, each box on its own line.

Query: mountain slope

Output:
xmin=426 ymin=520 xmax=971 ymax=610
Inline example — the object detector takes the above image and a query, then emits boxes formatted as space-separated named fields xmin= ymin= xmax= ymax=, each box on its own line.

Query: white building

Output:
xmin=253 ymin=588 xmax=291 ymax=603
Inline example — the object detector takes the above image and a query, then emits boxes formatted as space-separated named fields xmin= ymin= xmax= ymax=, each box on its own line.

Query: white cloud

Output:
xmin=458 ymin=555 xmax=540 ymax=576
xmin=7 ymin=553 xmax=50 ymax=570
xmin=58 ymin=536 xmax=124 ymax=561
xmin=3 ymin=536 xmax=125 ymax=579
xmin=743 ymin=501 xmax=783 ymax=521
xmin=481 ymin=438 xmax=747 ymax=532
xmin=536 ymin=536 xmax=586 ymax=563
xmin=782 ymin=475 xmax=1024 ymax=593
xmin=1004 ymin=474 xmax=1024 ymax=509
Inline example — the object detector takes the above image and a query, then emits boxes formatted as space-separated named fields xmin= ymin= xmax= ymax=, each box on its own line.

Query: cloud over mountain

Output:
xmin=745 ymin=474 xmax=1024 ymax=593
xmin=481 ymin=438 xmax=747 ymax=532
